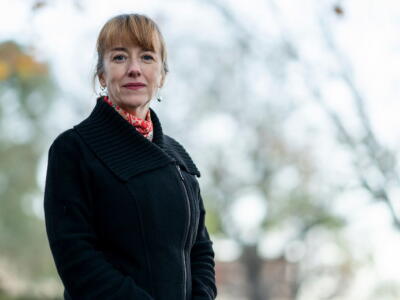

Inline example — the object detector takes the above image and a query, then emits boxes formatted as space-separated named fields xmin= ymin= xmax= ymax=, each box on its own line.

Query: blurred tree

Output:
xmin=313 ymin=10 xmax=400 ymax=232
xmin=255 ymin=0 xmax=400 ymax=234
xmin=5 ymin=0 xmax=396 ymax=299
xmin=0 ymin=41 xmax=60 ymax=298
xmin=165 ymin=0 xmax=400 ymax=298
xmin=30 ymin=0 xmax=83 ymax=11
xmin=158 ymin=0 xmax=354 ymax=298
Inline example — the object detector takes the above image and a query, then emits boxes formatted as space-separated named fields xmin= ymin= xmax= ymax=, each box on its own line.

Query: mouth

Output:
xmin=122 ymin=83 xmax=146 ymax=90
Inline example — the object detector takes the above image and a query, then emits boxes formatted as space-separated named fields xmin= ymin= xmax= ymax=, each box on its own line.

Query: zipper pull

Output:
xmin=176 ymin=164 xmax=184 ymax=181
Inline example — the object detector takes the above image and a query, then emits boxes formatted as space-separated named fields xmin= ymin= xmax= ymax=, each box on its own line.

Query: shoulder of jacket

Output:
xmin=48 ymin=128 xmax=83 ymax=155
xmin=163 ymin=135 xmax=201 ymax=177
xmin=163 ymin=134 xmax=192 ymax=160
xmin=163 ymin=134 xmax=182 ymax=149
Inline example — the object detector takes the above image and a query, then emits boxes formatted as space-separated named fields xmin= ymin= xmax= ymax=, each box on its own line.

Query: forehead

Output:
xmin=100 ymin=24 xmax=161 ymax=54
xmin=107 ymin=42 xmax=160 ymax=55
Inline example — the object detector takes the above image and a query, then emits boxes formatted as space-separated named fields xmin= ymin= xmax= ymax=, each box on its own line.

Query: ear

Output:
xmin=159 ymin=76 xmax=165 ymax=88
xmin=159 ymin=71 xmax=166 ymax=88
xmin=98 ymin=72 xmax=106 ymax=87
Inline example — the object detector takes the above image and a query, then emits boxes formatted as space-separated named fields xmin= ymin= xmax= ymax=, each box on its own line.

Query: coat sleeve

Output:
xmin=190 ymin=190 xmax=217 ymax=300
xmin=44 ymin=134 xmax=154 ymax=300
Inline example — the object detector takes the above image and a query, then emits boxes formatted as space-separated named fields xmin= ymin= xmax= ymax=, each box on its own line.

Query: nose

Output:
xmin=127 ymin=59 xmax=141 ymax=77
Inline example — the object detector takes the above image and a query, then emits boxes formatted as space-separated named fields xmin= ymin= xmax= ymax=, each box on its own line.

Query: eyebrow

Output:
xmin=109 ymin=47 xmax=155 ymax=53
xmin=110 ymin=47 xmax=128 ymax=52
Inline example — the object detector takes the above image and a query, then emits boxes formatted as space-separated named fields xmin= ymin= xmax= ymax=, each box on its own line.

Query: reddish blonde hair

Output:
xmin=94 ymin=14 xmax=168 ymax=85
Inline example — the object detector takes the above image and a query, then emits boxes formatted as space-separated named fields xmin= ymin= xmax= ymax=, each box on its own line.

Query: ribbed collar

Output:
xmin=73 ymin=97 xmax=200 ymax=182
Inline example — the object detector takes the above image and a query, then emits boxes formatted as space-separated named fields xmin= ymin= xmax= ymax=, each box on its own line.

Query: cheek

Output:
xmin=147 ymin=62 xmax=161 ymax=78
xmin=150 ymin=68 xmax=163 ymax=87
xmin=105 ymin=64 xmax=124 ymax=85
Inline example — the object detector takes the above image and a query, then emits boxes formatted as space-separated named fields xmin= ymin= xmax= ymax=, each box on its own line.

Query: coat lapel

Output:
xmin=74 ymin=97 xmax=200 ymax=182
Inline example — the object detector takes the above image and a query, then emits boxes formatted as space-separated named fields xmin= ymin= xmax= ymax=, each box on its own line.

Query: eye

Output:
xmin=112 ymin=54 xmax=127 ymax=62
xmin=142 ymin=54 xmax=154 ymax=61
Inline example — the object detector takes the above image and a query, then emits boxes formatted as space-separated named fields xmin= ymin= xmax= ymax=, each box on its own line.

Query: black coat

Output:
xmin=44 ymin=97 xmax=217 ymax=300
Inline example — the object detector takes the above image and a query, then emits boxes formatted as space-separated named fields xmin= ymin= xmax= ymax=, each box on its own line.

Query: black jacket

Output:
xmin=44 ymin=97 xmax=217 ymax=300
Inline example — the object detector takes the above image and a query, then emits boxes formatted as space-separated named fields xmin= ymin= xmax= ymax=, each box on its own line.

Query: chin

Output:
xmin=121 ymin=97 xmax=150 ymax=109
xmin=121 ymin=95 xmax=143 ymax=104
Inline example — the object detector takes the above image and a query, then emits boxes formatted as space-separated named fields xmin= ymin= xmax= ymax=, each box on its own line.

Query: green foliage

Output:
xmin=205 ymin=203 xmax=224 ymax=235
xmin=265 ymin=186 xmax=346 ymax=234
xmin=0 ymin=40 xmax=59 ymax=296
xmin=0 ymin=290 xmax=62 ymax=300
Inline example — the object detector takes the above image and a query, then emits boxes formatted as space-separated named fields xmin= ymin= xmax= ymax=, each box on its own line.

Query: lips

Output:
xmin=123 ymin=82 xmax=146 ymax=90
xmin=123 ymin=82 xmax=146 ymax=87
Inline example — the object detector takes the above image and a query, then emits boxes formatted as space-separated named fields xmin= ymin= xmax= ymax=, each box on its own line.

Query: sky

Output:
xmin=1 ymin=0 xmax=400 ymax=298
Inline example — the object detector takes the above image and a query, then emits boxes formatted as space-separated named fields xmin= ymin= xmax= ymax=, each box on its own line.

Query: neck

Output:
xmin=123 ymin=106 xmax=149 ymax=120
xmin=108 ymin=97 xmax=150 ymax=120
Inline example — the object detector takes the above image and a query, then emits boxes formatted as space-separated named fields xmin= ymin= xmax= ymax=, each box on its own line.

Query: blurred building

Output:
xmin=216 ymin=257 xmax=298 ymax=300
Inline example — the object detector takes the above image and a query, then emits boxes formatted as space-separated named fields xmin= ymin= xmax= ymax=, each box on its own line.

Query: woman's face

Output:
xmin=99 ymin=41 xmax=164 ymax=118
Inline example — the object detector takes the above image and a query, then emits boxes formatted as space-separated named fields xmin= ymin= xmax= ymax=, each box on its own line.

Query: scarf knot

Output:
xmin=103 ymin=96 xmax=153 ymax=141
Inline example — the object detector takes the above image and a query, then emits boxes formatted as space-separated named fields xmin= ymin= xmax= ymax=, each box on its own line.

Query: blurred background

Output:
xmin=1 ymin=0 xmax=400 ymax=299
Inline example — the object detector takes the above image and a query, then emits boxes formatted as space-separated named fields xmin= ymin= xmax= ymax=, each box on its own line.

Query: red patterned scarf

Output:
xmin=103 ymin=96 xmax=154 ymax=141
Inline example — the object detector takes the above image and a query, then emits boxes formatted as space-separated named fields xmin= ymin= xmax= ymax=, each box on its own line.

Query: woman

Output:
xmin=44 ymin=13 xmax=217 ymax=300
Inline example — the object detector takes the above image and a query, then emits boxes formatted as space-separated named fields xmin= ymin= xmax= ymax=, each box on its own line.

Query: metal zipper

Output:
xmin=176 ymin=163 xmax=191 ymax=300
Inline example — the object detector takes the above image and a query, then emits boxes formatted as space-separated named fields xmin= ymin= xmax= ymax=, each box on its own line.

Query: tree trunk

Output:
xmin=241 ymin=244 xmax=267 ymax=300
